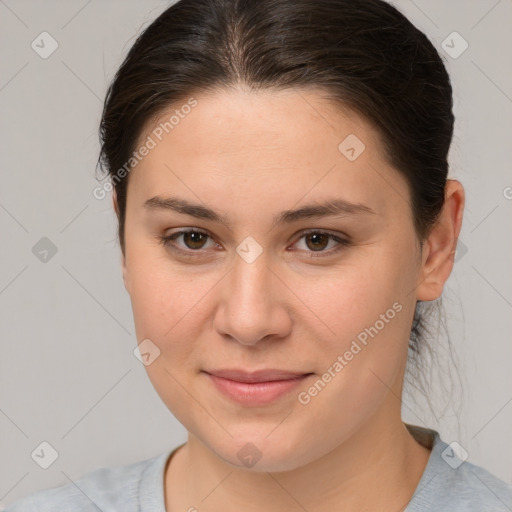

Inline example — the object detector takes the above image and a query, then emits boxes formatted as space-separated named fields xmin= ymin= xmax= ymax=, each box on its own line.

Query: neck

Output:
xmin=164 ymin=405 xmax=432 ymax=511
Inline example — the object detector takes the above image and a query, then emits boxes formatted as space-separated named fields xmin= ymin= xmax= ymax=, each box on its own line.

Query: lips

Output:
xmin=203 ymin=368 xmax=313 ymax=406
xmin=204 ymin=368 xmax=311 ymax=383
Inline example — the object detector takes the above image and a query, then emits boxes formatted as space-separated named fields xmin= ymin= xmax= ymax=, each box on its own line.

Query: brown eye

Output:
xmin=292 ymin=230 xmax=351 ymax=258
xmin=160 ymin=229 xmax=215 ymax=254
xmin=181 ymin=231 xmax=209 ymax=250
xmin=304 ymin=233 xmax=330 ymax=251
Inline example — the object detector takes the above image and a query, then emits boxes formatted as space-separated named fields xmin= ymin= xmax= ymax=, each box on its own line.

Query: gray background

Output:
xmin=1 ymin=0 xmax=511 ymax=508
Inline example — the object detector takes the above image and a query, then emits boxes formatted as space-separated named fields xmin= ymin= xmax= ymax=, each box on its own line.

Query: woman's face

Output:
xmin=121 ymin=87 xmax=425 ymax=471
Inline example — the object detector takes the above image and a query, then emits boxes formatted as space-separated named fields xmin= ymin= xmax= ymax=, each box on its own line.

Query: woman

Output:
xmin=6 ymin=0 xmax=511 ymax=510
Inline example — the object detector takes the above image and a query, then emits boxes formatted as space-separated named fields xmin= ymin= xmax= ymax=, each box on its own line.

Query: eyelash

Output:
xmin=159 ymin=228 xmax=351 ymax=258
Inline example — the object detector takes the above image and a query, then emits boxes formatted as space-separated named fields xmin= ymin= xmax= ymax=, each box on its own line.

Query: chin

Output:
xmin=206 ymin=430 xmax=315 ymax=473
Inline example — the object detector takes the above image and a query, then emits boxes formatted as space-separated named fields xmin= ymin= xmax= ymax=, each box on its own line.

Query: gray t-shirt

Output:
xmin=5 ymin=425 xmax=512 ymax=511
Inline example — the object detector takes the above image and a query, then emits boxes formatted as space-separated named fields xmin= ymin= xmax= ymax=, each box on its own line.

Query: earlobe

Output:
xmin=416 ymin=179 xmax=465 ymax=301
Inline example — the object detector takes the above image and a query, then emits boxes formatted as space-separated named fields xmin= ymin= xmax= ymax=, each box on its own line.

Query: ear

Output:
xmin=112 ymin=189 xmax=130 ymax=294
xmin=416 ymin=179 xmax=465 ymax=301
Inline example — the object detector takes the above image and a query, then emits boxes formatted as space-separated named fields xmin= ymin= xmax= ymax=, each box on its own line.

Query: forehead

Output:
xmin=129 ymin=87 xmax=409 ymax=218
xmin=139 ymin=87 xmax=380 ymax=161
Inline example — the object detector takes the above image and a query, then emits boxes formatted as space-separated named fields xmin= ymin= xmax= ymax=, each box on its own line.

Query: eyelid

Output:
xmin=160 ymin=227 xmax=351 ymax=258
xmin=289 ymin=229 xmax=351 ymax=257
xmin=160 ymin=228 xmax=218 ymax=255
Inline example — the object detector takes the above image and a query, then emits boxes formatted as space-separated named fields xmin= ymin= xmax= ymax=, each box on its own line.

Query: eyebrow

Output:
xmin=143 ymin=196 xmax=376 ymax=229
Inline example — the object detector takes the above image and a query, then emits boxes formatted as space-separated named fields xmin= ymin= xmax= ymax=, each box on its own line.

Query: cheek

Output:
xmin=125 ymin=251 xmax=214 ymax=425
xmin=297 ymin=248 xmax=416 ymax=397
xmin=125 ymin=246 xmax=219 ymax=362
xmin=292 ymin=267 xmax=413 ymax=448
xmin=302 ymin=253 xmax=413 ymax=343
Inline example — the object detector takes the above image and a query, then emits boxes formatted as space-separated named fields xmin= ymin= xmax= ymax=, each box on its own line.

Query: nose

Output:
xmin=213 ymin=249 xmax=293 ymax=346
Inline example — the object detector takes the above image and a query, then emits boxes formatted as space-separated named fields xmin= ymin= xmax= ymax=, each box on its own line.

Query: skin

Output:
xmin=113 ymin=86 xmax=464 ymax=511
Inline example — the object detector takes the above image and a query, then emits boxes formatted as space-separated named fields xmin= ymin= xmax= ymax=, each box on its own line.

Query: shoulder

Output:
xmin=406 ymin=425 xmax=512 ymax=511
xmin=432 ymin=454 xmax=512 ymax=510
xmin=4 ymin=451 xmax=171 ymax=512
